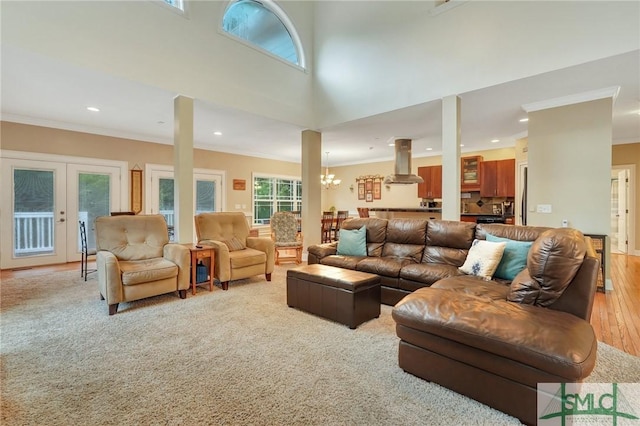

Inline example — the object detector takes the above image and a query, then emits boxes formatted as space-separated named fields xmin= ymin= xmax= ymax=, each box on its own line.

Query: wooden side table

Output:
xmin=183 ymin=244 xmax=215 ymax=295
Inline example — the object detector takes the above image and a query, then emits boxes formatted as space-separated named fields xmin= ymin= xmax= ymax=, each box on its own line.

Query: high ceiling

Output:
xmin=1 ymin=44 xmax=638 ymax=167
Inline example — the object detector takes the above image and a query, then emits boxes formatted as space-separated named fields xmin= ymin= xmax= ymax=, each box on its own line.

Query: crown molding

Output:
xmin=521 ymin=86 xmax=620 ymax=113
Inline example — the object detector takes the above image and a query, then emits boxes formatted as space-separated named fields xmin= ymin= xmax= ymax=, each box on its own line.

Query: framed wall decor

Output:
xmin=365 ymin=192 xmax=373 ymax=202
xmin=358 ymin=182 xmax=365 ymax=200
xmin=373 ymin=180 xmax=381 ymax=200
xmin=130 ymin=169 xmax=143 ymax=214
xmin=233 ymin=179 xmax=246 ymax=190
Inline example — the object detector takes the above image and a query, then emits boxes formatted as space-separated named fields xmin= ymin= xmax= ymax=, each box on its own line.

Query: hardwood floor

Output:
xmin=2 ymin=254 xmax=639 ymax=357
xmin=592 ymin=253 xmax=640 ymax=356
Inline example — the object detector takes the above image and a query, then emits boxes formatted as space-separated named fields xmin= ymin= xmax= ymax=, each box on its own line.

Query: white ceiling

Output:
xmin=1 ymin=43 xmax=639 ymax=167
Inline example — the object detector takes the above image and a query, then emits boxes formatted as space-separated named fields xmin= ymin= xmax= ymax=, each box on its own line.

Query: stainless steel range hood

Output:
xmin=383 ymin=139 xmax=424 ymax=185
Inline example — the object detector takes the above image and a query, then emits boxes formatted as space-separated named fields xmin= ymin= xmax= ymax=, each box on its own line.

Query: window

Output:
xmin=253 ymin=174 xmax=302 ymax=225
xmin=163 ymin=0 xmax=184 ymax=11
xmin=222 ymin=0 xmax=305 ymax=68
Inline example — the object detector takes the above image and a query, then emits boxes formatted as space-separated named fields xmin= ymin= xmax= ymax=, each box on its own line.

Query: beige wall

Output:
xmin=0 ymin=122 xmax=300 ymax=215
xmin=612 ymin=142 xmax=640 ymax=253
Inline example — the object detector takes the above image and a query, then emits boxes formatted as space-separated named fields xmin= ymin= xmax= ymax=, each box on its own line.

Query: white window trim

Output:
xmin=218 ymin=0 xmax=307 ymax=72
xmin=152 ymin=0 xmax=189 ymax=18
xmin=252 ymin=172 xmax=302 ymax=225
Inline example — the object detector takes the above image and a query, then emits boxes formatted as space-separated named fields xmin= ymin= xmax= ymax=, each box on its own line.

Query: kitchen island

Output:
xmin=368 ymin=208 xmax=442 ymax=220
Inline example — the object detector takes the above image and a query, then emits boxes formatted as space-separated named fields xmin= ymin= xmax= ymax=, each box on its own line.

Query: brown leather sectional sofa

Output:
xmin=307 ymin=217 xmax=600 ymax=425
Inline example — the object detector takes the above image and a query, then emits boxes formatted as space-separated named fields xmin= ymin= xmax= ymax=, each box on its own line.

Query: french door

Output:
xmin=147 ymin=165 xmax=225 ymax=241
xmin=0 ymin=153 xmax=126 ymax=269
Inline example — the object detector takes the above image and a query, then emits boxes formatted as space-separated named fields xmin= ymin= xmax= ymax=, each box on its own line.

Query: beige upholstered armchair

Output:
xmin=194 ymin=212 xmax=275 ymax=290
xmin=95 ymin=214 xmax=190 ymax=315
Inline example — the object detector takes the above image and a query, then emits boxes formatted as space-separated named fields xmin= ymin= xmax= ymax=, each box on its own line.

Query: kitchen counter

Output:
xmin=369 ymin=207 xmax=442 ymax=213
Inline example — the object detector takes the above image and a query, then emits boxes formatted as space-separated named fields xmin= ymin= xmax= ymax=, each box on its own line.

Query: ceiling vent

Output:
xmin=383 ymin=139 xmax=424 ymax=185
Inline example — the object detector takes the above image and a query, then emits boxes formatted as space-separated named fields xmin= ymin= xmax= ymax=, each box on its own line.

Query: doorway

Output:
xmin=611 ymin=165 xmax=636 ymax=256
xmin=0 ymin=151 xmax=128 ymax=270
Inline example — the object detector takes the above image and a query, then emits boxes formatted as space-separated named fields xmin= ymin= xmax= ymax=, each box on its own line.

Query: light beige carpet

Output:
xmin=1 ymin=265 xmax=638 ymax=425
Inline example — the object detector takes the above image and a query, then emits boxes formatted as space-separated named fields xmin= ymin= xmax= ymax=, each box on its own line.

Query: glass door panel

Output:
xmin=1 ymin=159 xmax=67 ymax=269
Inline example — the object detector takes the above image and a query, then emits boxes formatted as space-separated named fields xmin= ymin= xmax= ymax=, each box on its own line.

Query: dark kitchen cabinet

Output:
xmin=480 ymin=159 xmax=515 ymax=197
xmin=417 ymin=165 xmax=442 ymax=199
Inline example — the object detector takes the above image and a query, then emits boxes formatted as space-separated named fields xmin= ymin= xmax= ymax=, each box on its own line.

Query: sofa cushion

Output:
xmin=229 ymin=247 xmax=267 ymax=268
xmin=399 ymin=263 xmax=463 ymax=288
xmin=486 ymin=234 xmax=533 ymax=280
xmin=422 ymin=220 xmax=475 ymax=266
xmin=340 ymin=218 xmax=387 ymax=257
xmin=458 ymin=239 xmax=506 ymax=280
xmin=507 ymin=228 xmax=586 ymax=307
xmin=431 ymin=275 xmax=510 ymax=300
xmin=357 ymin=256 xmax=413 ymax=277
xmin=320 ymin=255 xmax=364 ymax=270
xmin=119 ymin=258 xmax=178 ymax=285
xmin=337 ymin=226 xmax=367 ymax=256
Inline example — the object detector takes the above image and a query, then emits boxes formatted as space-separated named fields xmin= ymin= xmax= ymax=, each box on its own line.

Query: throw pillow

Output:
xmin=222 ymin=236 xmax=246 ymax=252
xmin=486 ymin=234 xmax=533 ymax=281
xmin=336 ymin=226 xmax=367 ymax=256
xmin=458 ymin=239 xmax=506 ymax=280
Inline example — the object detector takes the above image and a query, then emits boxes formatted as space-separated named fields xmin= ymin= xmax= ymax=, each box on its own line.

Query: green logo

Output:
xmin=539 ymin=383 xmax=639 ymax=425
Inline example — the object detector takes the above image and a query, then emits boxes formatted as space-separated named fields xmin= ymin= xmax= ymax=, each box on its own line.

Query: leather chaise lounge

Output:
xmin=307 ymin=218 xmax=599 ymax=425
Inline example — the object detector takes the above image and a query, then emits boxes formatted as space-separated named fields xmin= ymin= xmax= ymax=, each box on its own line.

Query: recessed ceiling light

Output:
xmin=460 ymin=144 xmax=464 ymax=147
xmin=388 ymin=143 xmax=395 ymax=147
xmin=213 ymin=131 xmax=222 ymax=136
xmin=491 ymin=139 xmax=500 ymax=143
xmin=87 ymin=106 xmax=100 ymax=112
xmin=426 ymin=147 xmax=433 ymax=151
xmin=519 ymin=118 xmax=529 ymax=122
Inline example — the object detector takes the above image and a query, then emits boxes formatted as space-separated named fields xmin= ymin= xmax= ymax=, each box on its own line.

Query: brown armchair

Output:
xmin=95 ymin=214 xmax=190 ymax=315
xmin=194 ymin=212 xmax=275 ymax=290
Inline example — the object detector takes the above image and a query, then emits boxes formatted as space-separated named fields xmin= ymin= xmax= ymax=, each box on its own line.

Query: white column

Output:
xmin=441 ymin=95 xmax=461 ymax=220
xmin=174 ymin=95 xmax=194 ymax=244
xmin=301 ymin=130 xmax=322 ymax=247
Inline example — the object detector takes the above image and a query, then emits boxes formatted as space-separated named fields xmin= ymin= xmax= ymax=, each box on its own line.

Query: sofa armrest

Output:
xmin=96 ymin=250 xmax=123 ymax=304
xmin=163 ymin=243 xmax=191 ymax=290
xmin=247 ymin=237 xmax=275 ymax=273
xmin=307 ymin=242 xmax=337 ymax=264
xmin=199 ymin=239 xmax=230 ymax=282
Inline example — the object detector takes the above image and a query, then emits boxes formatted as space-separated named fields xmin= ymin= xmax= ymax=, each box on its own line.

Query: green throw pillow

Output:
xmin=336 ymin=226 xmax=367 ymax=256
xmin=486 ymin=234 xmax=533 ymax=280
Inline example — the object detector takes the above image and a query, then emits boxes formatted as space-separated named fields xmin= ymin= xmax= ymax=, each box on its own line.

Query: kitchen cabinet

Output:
xmin=480 ymin=159 xmax=515 ymax=197
xmin=417 ymin=165 xmax=442 ymax=199
xmin=461 ymin=156 xmax=483 ymax=192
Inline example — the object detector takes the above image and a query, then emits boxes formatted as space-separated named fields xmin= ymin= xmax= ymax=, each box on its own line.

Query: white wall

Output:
xmin=1 ymin=0 xmax=316 ymax=127
xmin=313 ymin=1 xmax=640 ymax=128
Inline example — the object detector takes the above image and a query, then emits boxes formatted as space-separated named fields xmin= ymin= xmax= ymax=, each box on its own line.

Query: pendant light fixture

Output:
xmin=321 ymin=152 xmax=341 ymax=189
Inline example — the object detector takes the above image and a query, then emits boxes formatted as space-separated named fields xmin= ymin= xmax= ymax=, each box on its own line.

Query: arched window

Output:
xmin=222 ymin=0 xmax=305 ymax=68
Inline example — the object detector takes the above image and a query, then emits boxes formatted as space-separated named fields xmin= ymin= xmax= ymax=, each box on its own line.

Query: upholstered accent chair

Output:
xmin=270 ymin=211 xmax=303 ymax=265
xmin=95 ymin=214 xmax=190 ymax=315
xmin=194 ymin=212 xmax=275 ymax=290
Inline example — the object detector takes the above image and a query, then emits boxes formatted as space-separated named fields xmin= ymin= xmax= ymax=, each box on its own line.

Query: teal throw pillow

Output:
xmin=336 ymin=226 xmax=367 ymax=256
xmin=486 ymin=233 xmax=533 ymax=280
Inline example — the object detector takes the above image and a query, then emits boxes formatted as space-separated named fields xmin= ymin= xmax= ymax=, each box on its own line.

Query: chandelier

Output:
xmin=321 ymin=152 xmax=341 ymax=189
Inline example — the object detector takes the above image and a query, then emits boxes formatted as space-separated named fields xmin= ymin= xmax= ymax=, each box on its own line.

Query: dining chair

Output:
xmin=357 ymin=207 xmax=370 ymax=218
xmin=79 ymin=220 xmax=97 ymax=281
xmin=334 ymin=210 xmax=349 ymax=240
xmin=321 ymin=211 xmax=335 ymax=243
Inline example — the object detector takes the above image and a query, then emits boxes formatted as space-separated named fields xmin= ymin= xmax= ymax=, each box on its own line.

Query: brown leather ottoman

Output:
xmin=287 ymin=264 xmax=381 ymax=329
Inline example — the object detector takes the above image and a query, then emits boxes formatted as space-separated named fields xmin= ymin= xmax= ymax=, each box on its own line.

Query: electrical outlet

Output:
xmin=536 ymin=204 xmax=552 ymax=213
xmin=561 ymin=219 xmax=568 ymax=228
